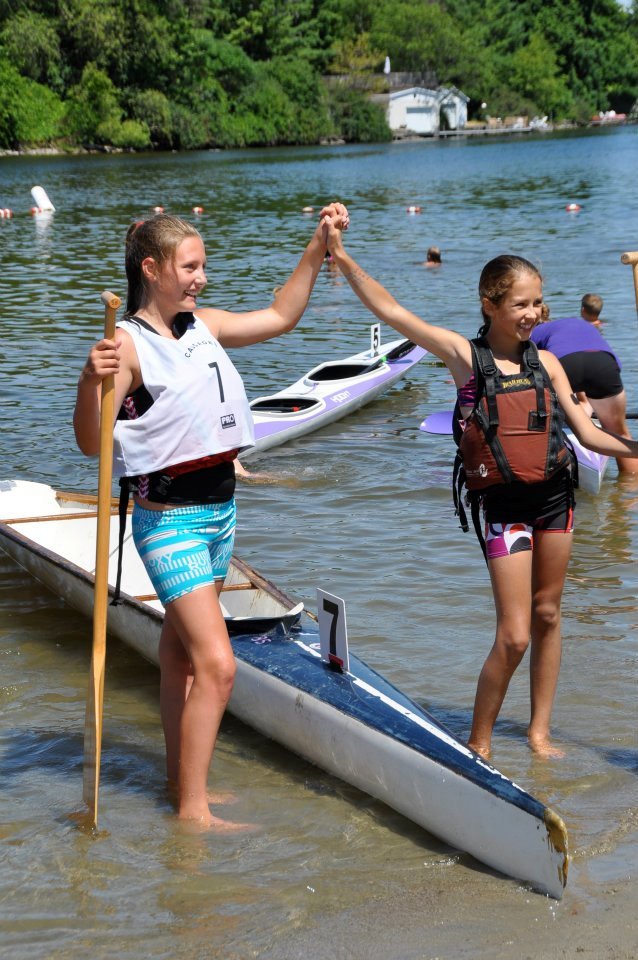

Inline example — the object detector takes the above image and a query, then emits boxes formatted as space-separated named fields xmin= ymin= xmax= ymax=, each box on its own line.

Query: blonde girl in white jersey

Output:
xmin=74 ymin=205 xmax=349 ymax=827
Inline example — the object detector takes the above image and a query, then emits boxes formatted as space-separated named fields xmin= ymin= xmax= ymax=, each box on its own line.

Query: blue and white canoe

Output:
xmin=420 ymin=410 xmax=609 ymax=495
xmin=0 ymin=479 xmax=568 ymax=899
xmin=242 ymin=331 xmax=426 ymax=460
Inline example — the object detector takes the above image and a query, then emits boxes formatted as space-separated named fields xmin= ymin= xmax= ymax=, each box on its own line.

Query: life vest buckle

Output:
xmin=528 ymin=409 xmax=548 ymax=431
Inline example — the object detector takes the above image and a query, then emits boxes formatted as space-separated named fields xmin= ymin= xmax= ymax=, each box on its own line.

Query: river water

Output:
xmin=1 ymin=128 xmax=637 ymax=959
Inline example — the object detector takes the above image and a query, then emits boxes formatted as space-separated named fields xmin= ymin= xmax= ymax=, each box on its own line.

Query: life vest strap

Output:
xmin=111 ymin=478 xmax=129 ymax=606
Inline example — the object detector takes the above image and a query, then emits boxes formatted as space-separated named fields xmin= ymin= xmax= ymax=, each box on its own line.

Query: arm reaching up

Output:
xmin=324 ymin=215 xmax=473 ymax=388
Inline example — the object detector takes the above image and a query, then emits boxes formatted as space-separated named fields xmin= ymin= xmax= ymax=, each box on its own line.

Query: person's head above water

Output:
xmin=477 ymin=255 xmax=543 ymax=335
xmin=580 ymin=292 xmax=603 ymax=323
xmin=426 ymin=245 xmax=442 ymax=264
xmin=125 ymin=214 xmax=203 ymax=316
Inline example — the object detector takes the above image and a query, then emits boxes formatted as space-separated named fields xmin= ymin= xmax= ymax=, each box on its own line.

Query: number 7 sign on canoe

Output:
xmin=317 ymin=588 xmax=350 ymax=672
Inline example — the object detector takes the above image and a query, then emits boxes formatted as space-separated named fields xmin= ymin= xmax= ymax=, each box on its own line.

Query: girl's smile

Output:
xmin=156 ymin=236 xmax=208 ymax=310
xmin=483 ymin=273 xmax=543 ymax=340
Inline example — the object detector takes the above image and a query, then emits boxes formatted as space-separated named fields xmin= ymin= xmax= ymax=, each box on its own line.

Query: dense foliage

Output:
xmin=0 ymin=0 xmax=636 ymax=150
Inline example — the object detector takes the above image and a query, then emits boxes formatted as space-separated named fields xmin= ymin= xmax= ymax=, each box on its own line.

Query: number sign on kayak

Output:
xmin=370 ymin=323 xmax=381 ymax=357
xmin=317 ymin=589 xmax=349 ymax=672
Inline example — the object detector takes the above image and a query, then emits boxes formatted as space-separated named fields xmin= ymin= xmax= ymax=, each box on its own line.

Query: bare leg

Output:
xmin=162 ymin=583 xmax=244 ymax=826
xmin=528 ymin=531 xmax=572 ymax=757
xmin=158 ymin=614 xmax=193 ymax=785
xmin=589 ymin=390 xmax=638 ymax=473
xmin=159 ymin=600 xmax=236 ymax=806
xmin=468 ymin=550 xmax=533 ymax=758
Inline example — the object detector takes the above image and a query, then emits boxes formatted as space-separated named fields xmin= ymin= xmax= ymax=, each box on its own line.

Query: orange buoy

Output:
xmin=406 ymin=205 xmax=422 ymax=214
xmin=192 ymin=206 xmax=204 ymax=215
xmin=565 ymin=203 xmax=582 ymax=212
xmin=153 ymin=205 xmax=164 ymax=214
xmin=0 ymin=208 xmax=12 ymax=218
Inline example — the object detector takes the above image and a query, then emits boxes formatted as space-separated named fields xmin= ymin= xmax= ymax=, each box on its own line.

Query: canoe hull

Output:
xmin=0 ymin=480 xmax=567 ymax=898
xmin=229 ymin=637 xmax=567 ymax=899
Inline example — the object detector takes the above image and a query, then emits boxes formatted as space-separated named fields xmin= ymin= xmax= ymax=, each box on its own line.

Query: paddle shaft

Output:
xmin=621 ymin=251 xmax=638 ymax=317
xmin=82 ymin=290 xmax=121 ymax=827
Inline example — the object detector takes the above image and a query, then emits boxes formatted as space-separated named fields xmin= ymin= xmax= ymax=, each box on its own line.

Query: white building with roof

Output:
xmin=387 ymin=87 xmax=441 ymax=135
xmin=385 ymin=85 xmax=470 ymax=136
xmin=439 ymin=86 xmax=470 ymax=130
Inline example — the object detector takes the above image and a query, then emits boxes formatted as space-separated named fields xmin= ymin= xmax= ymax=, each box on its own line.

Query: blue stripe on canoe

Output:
xmin=230 ymin=621 xmax=546 ymax=821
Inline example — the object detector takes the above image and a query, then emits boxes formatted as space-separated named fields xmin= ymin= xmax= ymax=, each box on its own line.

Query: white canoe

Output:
xmin=420 ymin=410 xmax=609 ymax=495
xmin=0 ymin=479 xmax=568 ymax=898
xmin=243 ymin=333 xmax=426 ymax=460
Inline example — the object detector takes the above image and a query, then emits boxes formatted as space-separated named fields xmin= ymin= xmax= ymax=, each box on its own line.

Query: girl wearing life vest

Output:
xmin=74 ymin=204 xmax=349 ymax=826
xmin=323 ymin=223 xmax=638 ymax=760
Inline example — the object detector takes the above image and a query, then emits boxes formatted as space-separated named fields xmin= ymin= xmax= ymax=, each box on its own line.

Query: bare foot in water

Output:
xmin=167 ymin=782 xmax=238 ymax=808
xmin=528 ymin=736 xmax=565 ymax=759
xmin=468 ymin=740 xmax=491 ymax=760
xmin=207 ymin=790 xmax=238 ymax=805
xmin=177 ymin=809 xmax=259 ymax=833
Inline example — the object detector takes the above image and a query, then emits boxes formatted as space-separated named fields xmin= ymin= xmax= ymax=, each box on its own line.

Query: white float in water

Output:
xmin=30 ymin=186 xmax=55 ymax=212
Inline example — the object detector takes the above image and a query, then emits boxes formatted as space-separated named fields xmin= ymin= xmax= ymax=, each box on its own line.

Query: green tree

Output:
xmin=327 ymin=33 xmax=384 ymax=77
xmin=205 ymin=0 xmax=325 ymax=62
xmin=66 ymin=63 xmax=151 ymax=149
xmin=0 ymin=11 xmax=63 ymax=92
xmin=128 ymin=89 xmax=173 ymax=147
xmin=327 ymin=85 xmax=391 ymax=142
xmin=267 ymin=57 xmax=331 ymax=141
xmin=506 ymin=32 xmax=573 ymax=116
xmin=64 ymin=62 xmax=123 ymax=143
xmin=1 ymin=0 xmax=637 ymax=147
xmin=0 ymin=59 xmax=65 ymax=147
xmin=371 ymin=2 xmax=467 ymax=75
xmin=58 ymin=0 xmax=129 ymax=85
xmin=174 ymin=31 xmax=256 ymax=100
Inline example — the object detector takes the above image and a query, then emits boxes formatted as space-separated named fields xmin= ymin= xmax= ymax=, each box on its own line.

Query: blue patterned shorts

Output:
xmin=132 ymin=500 xmax=236 ymax=606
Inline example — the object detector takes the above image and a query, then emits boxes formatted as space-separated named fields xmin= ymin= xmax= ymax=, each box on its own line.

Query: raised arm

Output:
xmin=199 ymin=202 xmax=349 ymax=348
xmin=542 ymin=350 xmax=638 ymax=459
xmin=73 ymin=332 xmax=136 ymax=456
xmin=324 ymin=216 xmax=472 ymax=385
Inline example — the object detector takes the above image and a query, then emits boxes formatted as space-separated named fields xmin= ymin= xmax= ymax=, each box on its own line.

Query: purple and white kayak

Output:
xmin=420 ymin=410 xmax=609 ymax=495
xmin=0 ymin=479 xmax=568 ymax=899
xmin=241 ymin=332 xmax=426 ymax=460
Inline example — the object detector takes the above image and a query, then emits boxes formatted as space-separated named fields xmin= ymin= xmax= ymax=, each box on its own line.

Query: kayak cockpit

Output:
xmin=305 ymin=359 xmax=383 ymax=383
xmin=250 ymin=395 xmax=322 ymax=414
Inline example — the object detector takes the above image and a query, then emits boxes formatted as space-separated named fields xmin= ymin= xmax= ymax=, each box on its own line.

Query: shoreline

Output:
xmin=1 ymin=121 xmax=634 ymax=159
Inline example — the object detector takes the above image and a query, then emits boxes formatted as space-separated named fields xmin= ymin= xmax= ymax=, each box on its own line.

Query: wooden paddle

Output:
xmin=82 ymin=290 xmax=121 ymax=828
xmin=620 ymin=253 xmax=638 ymax=418
xmin=621 ymin=251 xmax=638 ymax=316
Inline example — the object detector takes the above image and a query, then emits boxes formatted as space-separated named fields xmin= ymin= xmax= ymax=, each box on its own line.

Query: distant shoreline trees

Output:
xmin=0 ymin=0 xmax=636 ymax=151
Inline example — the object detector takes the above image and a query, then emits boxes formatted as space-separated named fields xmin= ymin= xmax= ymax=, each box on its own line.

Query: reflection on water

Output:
xmin=1 ymin=128 xmax=637 ymax=957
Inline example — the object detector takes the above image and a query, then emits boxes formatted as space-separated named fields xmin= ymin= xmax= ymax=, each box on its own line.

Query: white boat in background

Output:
xmin=0 ymin=479 xmax=568 ymax=899
xmin=420 ymin=410 xmax=609 ymax=495
xmin=243 ymin=332 xmax=426 ymax=460
xmin=563 ymin=428 xmax=610 ymax=495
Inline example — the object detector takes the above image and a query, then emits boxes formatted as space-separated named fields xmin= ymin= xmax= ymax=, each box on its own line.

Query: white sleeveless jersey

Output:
xmin=113 ymin=315 xmax=255 ymax=477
